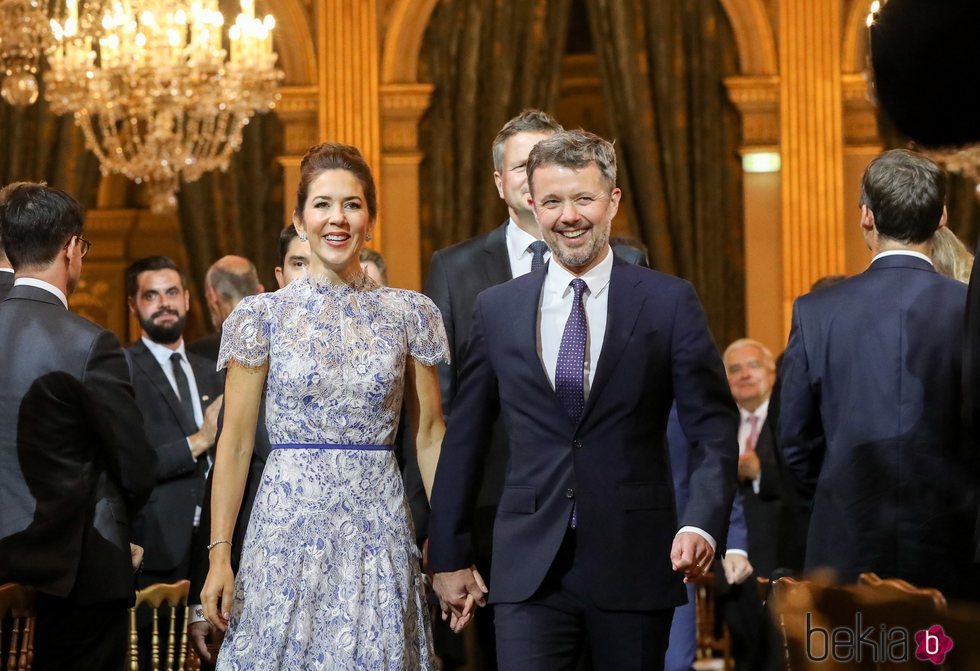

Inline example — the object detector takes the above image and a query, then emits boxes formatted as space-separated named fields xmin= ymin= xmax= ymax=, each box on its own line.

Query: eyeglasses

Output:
xmin=64 ymin=236 xmax=92 ymax=258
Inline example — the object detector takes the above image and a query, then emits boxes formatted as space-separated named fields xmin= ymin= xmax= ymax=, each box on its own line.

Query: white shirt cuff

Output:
xmin=676 ymin=526 xmax=716 ymax=551
xmin=189 ymin=604 xmax=206 ymax=624
xmin=752 ymin=476 xmax=761 ymax=495
xmin=725 ymin=549 xmax=748 ymax=558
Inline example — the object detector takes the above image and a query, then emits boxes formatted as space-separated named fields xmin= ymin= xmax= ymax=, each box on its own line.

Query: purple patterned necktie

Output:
xmin=555 ymin=278 xmax=588 ymax=423
xmin=528 ymin=240 xmax=549 ymax=272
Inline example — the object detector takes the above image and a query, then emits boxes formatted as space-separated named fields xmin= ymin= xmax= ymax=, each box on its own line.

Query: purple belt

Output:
xmin=271 ymin=443 xmax=393 ymax=451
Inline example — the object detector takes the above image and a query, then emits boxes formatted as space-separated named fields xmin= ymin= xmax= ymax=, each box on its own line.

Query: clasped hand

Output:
xmin=432 ymin=566 xmax=488 ymax=633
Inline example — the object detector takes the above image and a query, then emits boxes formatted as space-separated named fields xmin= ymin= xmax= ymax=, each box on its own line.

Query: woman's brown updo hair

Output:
xmin=294 ymin=143 xmax=378 ymax=221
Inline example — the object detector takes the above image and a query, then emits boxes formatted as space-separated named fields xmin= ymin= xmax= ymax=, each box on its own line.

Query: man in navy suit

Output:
xmin=429 ymin=130 xmax=739 ymax=670
xmin=780 ymin=149 xmax=977 ymax=598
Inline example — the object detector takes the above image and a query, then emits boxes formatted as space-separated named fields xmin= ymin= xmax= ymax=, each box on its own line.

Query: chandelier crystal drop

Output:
xmin=45 ymin=0 xmax=283 ymax=213
xmin=0 ymin=0 xmax=53 ymax=106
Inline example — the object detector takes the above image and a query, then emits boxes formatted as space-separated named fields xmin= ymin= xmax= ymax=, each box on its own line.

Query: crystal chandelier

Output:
xmin=0 ymin=0 xmax=52 ymax=106
xmin=45 ymin=0 xmax=283 ymax=212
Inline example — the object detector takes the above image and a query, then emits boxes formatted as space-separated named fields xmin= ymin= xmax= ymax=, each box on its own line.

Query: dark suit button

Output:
xmin=565 ymin=488 xmax=575 ymax=499
xmin=572 ymin=440 xmax=582 ymax=449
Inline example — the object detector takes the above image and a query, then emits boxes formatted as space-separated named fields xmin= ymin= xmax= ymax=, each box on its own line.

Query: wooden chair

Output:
xmin=0 ymin=583 xmax=35 ymax=671
xmin=772 ymin=572 xmax=948 ymax=670
xmin=692 ymin=572 xmax=734 ymax=671
xmin=128 ymin=580 xmax=192 ymax=671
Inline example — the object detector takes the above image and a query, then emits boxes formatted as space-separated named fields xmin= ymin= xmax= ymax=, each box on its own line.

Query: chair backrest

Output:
xmin=772 ymin=573 xmax=948 ymax=671
xmin=692 ymin=572 xmax=733 ymax=671
xmin=129 ymin=580 xmax=190 ymax=671
xmin=0 ymin=583 xmax=36 ymax=671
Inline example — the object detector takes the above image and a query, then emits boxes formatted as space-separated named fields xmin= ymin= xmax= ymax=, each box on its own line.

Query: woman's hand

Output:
xmin=201 ymin=554 xmax=235 ymax=632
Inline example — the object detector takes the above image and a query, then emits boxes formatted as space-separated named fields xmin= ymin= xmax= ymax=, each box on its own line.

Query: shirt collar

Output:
xmin=13 ymin=277 xmax=68 ymax=308
xmin=872 ymin=249 xmax=934 ymax=266
xmin=545 ymin=245 xmax=614 ymax=298
xmin=0 ymin=268 xmax=13 ymax=274
xmin=141 ymin=335 xmax=187 ymax=368
xmin=739 ymin=397 xmax=770 ymax=423
xmin=506 ymin=219 xmax=545 ymax=259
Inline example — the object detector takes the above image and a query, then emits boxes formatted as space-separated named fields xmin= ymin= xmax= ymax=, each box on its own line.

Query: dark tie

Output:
xmin=528 ymin=240 xmax=549 ymax=272
xmin=555 ymin=278 xmax=588 ymax=423
xmin=170 ymin=352 xmax=196 ymax=425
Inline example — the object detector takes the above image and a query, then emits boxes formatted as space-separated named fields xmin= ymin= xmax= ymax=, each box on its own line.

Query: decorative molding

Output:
xmin=842 ymin=0 xmax=872 ymax=74
xmin=381 ymin=0 xmax=439 ymax=83
xmin=718 ymin=0 xmax=779 ymax=75
xmin=725 ymin=75 xmax=780 ymax=147
xmin=264 ymin=0 xmax=316 ymax=85
xmin=380 ymin=83 xmax=433 ymax=153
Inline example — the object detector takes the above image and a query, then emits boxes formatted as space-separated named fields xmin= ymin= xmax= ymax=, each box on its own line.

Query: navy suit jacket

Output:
xmin=429 ymin=257 xmax=739 ymax=610
xmin=667 ymin=406 xmax=747 ymax=553
xmin=779 ymin=254 xmax=976 ymax=593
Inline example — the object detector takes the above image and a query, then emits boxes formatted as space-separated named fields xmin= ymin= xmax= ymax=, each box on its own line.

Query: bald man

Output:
xmin=187 ymin=255 xmax=264 ymax=361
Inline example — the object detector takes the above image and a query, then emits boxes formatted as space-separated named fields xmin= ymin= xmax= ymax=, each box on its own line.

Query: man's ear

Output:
xmin=938 ymin=205 xmax=949 ymax=231
xmin=859 ymin=204 xmax=875 ymax=233
xmin=494 ymin=171 xmax=504 ymax=199
xmin=127 ymin=296 xmax=137 ymax=315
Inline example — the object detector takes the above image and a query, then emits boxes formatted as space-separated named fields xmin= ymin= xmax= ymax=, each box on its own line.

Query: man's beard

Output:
xmin=141 ymin=309 xmax=186 ymax=345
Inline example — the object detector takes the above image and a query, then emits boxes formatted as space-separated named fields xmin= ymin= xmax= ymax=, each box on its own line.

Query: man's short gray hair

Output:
xmin=723 ymin=338 xmax=775 ymax=371
xmin=526 ymin=130 xmax=617 ymax=195
xmin=491 ymin=109 xmax=563 ymax=173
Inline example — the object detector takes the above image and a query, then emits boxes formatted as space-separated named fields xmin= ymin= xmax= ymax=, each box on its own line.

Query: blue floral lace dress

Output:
xmin=214 ymin=274 xmax=447 ymax=670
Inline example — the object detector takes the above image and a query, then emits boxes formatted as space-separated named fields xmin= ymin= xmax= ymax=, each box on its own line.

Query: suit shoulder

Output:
xmin=431 ymin=227 xmax=503 ymax=266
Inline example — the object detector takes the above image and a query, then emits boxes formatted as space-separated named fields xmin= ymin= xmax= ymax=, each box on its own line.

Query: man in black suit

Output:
xmin=0 ymin=183 xmax=156 ymax=670
xmin=429 ymin=130 xmax=738 ymax=669
xmin=186 ymin=229 xmax=309 ymax=667
xmin=424 ymin=110 xmax=645 ymax=668
xmin=188 ymin=255 xmax=264 ymax=362
xmin=780 ymin=149 xmax=978 ymax=598
xmin=125 ymin=256 xmax=223 ymax=589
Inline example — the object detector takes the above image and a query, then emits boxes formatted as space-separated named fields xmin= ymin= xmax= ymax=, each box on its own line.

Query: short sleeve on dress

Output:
xmin=402 ymin=291 xmax=450 ymax=366
xmin=217 ymin=294 xmax=271 ymax=370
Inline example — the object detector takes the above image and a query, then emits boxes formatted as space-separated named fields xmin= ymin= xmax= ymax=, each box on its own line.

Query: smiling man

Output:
xmin=123 ymin=256 xmax=223 ymax=665
xmin=429 ymin=130 xmax=739 ymax=670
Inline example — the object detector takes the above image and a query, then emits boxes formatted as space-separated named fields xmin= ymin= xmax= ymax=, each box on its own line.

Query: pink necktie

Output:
xmin=745 ymin=414 xmax=760 ymax=453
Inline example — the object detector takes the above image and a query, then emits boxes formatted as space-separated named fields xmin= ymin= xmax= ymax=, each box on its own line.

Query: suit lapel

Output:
xmin=131 ymin=341 xmax=199 ymax=435
xmin=482 ymin=222 xmax=513 ymax=286
xmin=580 ymin=260 xmax=645 ymax=426
xmin=510 ymin=271 xmax=566 ymax=412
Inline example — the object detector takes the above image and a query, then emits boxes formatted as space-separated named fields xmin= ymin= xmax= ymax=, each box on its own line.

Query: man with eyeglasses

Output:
xmin=0 ymin=182 xmax=156 ymax=670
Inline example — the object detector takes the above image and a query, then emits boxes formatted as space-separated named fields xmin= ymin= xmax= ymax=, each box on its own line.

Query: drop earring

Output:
xmin=298 ymin=232 xmax=308 ymax=241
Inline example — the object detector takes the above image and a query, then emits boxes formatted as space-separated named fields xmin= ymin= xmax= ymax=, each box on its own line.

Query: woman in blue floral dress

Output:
xmin=201 ymin=143 xmax=448 ymax=669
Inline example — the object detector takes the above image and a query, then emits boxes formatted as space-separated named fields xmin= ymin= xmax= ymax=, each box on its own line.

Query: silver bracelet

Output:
xmin=207 ymin=539 xmax=232 ymax=551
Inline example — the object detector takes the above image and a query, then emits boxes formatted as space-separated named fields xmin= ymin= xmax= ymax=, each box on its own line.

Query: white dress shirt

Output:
xmin=505 ymin=219 xmax=550 ymax=278
xmin=537 ymin=249 xmax=716 ymax=551
xmin=141 ymin=336 xmax=205 ymax=430
xmin=872 ymin=249 xmax=934 ymax=266
xmin=13 ymin=277 xmax=68 ymax=308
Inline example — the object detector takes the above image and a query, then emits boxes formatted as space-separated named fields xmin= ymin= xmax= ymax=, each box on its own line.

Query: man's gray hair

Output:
xmin=526 ymin=130 xmax=618 ymax=195
xmin=723 ymin=338 xmax=776 ymax=371
xmin=491 ymin=109 xmax=563 ymax=172
xmin=206 ymin=258 xmax=261 ymax=304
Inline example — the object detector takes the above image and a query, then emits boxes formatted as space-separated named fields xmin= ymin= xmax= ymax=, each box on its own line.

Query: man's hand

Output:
xmin=670 ymin=531 xmax=715 ymax=583
xmin=432 ymin=567 xmax=488 ymax=633
xmin=188 ymin=620 xmax=223 ymax=663
xmin=738 ymin=450 xmax=761 ymax=482
xmin=130 ymin=543 xmax=144 ymax=572
xmin=190 ymin=394 xmax=224 ymax=458
xmin=722 ymin=553 xmax=753 ymax=585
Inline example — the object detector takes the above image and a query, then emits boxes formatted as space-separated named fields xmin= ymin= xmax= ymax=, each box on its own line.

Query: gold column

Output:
xmin=779 ymin=0 xmax=846 ymax=324
xmin=318 ymin=0 xmax=383 ymax=243
xmin=379 ymin=83 xmax=433 ymax=290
